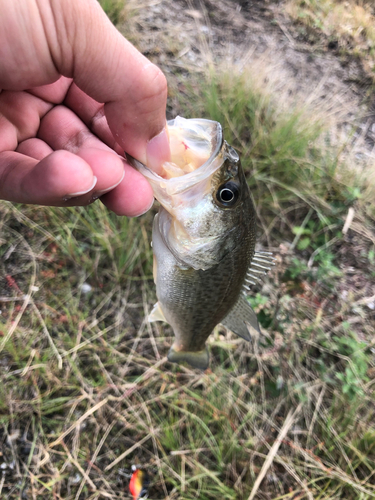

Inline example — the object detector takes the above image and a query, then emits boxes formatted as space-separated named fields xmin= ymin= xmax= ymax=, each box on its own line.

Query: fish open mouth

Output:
xmin=126 ymin=117 xmax=225 ymax=201
xmin=160 ymin=116 xmax=223 ymax=179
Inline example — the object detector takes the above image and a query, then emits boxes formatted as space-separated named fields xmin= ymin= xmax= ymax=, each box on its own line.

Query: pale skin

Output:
xmin=0 ymin=0 xmax=171 ymax=217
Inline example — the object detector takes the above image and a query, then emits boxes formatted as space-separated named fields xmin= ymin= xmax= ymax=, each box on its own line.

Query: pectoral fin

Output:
xmin=148 ymin=301 xmax=167 ymax=323
xmin=221 ymin=295 xmax=260 ymax=341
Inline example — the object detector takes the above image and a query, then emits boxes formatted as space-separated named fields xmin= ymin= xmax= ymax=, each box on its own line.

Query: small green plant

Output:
xmin=333 ymin=329 xmax=370 ymax=399
xmin=286 ymin=256 xmax=310 ymax=279
xmin=248 ymin=293 xmax=273 ymax=328
xmin=292 ymin=225 xmax=312 ymax=250
xmin=248 ymin=293 xmax=269 ymax=309
xmin=312 ymin=324 xmax=370 ymax=399
xmin=315 ymin=249 xmax=342 ymax=279
xmin=368 ymin=247 xmax=375 ymax=265
xmin=289 ymin=214 xmax=343 ymax=283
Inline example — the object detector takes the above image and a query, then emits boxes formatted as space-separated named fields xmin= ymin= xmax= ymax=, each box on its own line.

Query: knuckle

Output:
xmin=138 ymin=64 xmax=168 ymax=105
xmin=89 ymin=106 xmax=106 ymax=131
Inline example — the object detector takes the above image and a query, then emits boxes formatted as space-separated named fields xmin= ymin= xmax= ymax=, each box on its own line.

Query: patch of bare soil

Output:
xmin=122 ymin=0 xmax=375 ymax=162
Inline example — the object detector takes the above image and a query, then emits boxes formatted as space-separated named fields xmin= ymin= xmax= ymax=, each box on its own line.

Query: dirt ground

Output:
xmin=122 ymin=0 xmax=375 ymax=163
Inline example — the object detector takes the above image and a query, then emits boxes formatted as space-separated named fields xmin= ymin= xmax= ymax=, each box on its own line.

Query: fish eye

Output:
xmin=216 ymin=181 xmax=240 ymax=207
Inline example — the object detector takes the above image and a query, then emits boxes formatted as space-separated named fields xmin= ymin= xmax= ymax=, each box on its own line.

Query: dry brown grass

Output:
xmin=286 ymin=0 xmax=375 ymax=74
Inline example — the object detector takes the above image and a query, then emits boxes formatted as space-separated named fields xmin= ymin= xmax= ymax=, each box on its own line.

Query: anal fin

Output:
xmin=221 ymin=295 xmax=260 ymax=341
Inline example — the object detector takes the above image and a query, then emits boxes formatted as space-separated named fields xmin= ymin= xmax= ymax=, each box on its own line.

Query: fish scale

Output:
xmin=156 ymin=240 xmax=254 ymax=351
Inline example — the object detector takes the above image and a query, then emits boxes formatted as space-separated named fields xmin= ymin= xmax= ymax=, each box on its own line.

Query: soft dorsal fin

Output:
xmin=221 ymin=294 xmax=260 ymax=341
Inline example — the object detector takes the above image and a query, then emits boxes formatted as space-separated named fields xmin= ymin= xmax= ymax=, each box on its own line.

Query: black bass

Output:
xmin=128 ymin=117 xmax=273 ymax=369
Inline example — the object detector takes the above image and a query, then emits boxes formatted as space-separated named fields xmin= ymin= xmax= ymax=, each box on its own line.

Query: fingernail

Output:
xmin=146 ymin=126 xmax=170 ymax=175
xmin=63 ymin=176 xmax=97 ymax=201
xmin=135 ymin=197 xmax=155 ymax=217
xmin=90 ymin=169 xmax=125 ymax=201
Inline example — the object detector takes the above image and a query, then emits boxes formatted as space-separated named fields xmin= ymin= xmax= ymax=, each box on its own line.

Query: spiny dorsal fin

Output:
xmin=221 ymin=294 xmax=260 ymax=341
xmin=242 ymin=251 xmax=276 ymax=291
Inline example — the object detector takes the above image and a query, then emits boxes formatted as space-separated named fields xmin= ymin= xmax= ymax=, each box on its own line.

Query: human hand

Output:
xmin=0 ymin=0 xmax=170 ymax=216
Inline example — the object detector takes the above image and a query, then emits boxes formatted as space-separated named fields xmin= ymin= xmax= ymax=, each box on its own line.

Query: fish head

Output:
xmin=128 ymin=117 xmax=254 ymax=270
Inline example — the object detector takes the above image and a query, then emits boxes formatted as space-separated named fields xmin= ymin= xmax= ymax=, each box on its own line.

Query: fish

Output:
xmin=127 ymin=116 xmax=274 ymax=369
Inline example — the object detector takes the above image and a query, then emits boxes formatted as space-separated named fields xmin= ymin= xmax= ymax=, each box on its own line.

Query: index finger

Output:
xmin=39 ymin=0 xmax=170 ymax=169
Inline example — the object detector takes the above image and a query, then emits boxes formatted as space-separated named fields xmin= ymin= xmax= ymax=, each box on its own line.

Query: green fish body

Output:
xmin=129 ymin=117 xmax=273 ymax=369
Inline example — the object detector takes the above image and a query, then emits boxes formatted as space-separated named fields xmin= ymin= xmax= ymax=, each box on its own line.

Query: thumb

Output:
xmin=44 ymin=0 xmax=170 ymax=169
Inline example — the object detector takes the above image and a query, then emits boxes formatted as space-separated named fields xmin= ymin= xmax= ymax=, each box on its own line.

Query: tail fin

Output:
xmin=168 ymin=345 xmax=209 ymax=370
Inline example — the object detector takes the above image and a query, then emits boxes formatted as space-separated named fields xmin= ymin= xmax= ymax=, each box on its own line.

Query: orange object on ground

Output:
xmin=129 ymin=468 xmax=149 ymax=500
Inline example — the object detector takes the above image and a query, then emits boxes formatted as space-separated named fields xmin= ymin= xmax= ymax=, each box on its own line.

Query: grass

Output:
xmin=286 ymin=0 xmax=375 ymax=76
xmin=99 ymin=0 xmax=128 ymax=25
xmin=1 ymin=1 xmax=375 ymax=499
